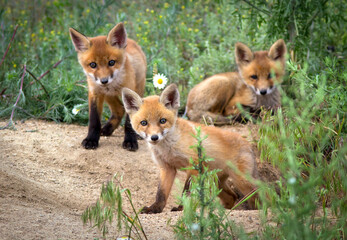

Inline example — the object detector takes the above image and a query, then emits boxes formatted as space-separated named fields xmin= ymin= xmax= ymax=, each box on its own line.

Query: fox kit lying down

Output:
xmin=122 ymin=84 xmax=258 ymax=213
xmin=69 ymin=23 xmax=147 ymax=150
xmin=186 ymin=39 xmax=287 ymax=124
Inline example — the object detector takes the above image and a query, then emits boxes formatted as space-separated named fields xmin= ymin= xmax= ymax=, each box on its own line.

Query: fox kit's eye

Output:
xmin=250 ymin=75 xmax=258 ymax=80
xmin=108 ymin=60 xmax=116 ymax=66
xmin=159 ymin=118 xmax=167 ymax=124
xmin=268 ymin=73 xmax=273 ymax=79
xmin=90 ymin=62 xmax=97 ymax=68
xmin=140 ymin=120 xmax=148 ymax=126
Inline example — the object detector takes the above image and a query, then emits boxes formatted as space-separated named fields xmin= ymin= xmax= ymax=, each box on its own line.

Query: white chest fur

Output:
xmin=148 ymin=127 xmax=189 ymax=169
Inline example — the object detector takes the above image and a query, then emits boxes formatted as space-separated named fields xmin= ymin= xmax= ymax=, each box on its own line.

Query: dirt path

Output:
xmin=0 ymin=120 xmax=279 ymax=239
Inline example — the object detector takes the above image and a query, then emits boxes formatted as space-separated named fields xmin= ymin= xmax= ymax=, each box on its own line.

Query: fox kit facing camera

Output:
xmin=186 ymin=39 xmax=286 ymax=124
xmin=69 ymin=23 xmax=146 ymax=150
xmin=122 ymin=84 xmax=258 ymax=214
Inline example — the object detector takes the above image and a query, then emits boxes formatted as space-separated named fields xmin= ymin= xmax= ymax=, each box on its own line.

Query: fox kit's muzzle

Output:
xmin=100 ymin=77 xmax=109 ymax=84
xmin=151 ymin=135 xmax=159 ymax=141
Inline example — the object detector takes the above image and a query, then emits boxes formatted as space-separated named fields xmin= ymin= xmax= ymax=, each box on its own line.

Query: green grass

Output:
xmin=1 ymin=0 xmax=346 ymax=239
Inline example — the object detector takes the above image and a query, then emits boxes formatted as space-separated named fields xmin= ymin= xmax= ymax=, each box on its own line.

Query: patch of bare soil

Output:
xmin=0 ymin=120 xmax=280 ymax=239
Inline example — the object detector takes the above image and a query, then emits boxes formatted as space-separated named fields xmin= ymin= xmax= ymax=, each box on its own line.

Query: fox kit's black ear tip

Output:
xmin=235 ymin=42 xmax=244 ymax=48
xmin=108 ymin=22 xmax=127 ymax=48
xmin=274 ymin=39 xmax=287 ymax=49
xmin=235 ymin=42 xmax=253 ymax=65
xmin=69 ymin=27 xmax=76 ymax=36
xmin=69 ymin=27 xmax=81 ymax=36
xmin=166 ymin=83 xmax=178 ymax=90
xmin=122 ymin=88 xmax=137 ymax=102
xmin=121 ymin=87 xmax=130 ymax=94
xmin=69 ymin=27 xmax=90 ymax=52
xmin=269 ymin=39 xmax=287 ymax=61
xmin=161 ymin=84 xmax=180 ymax=110
xmin=122 ymin=88 xmax=142 ymax=113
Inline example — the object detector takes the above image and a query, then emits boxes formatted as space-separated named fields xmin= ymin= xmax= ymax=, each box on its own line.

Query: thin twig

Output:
xmin=231 ymin=188 xmax=258 ymax=211
xmin=242 ymin=0 xmax=271 ymax=16
xmin=0 ymin=65 xmax=27 ymax=130
xmin=14 ymin=106 xmax=37 ymax=118
xmin=26 ymin=68 xmax=50 ymax=97
xmin=37 ymin=59 xmax=63 ymax=80
xmin=0 ymin=25 xmax=19 ymax=67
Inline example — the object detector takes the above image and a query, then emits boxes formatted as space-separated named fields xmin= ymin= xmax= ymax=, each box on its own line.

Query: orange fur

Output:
xmin=69 ymin=23 xmax=146 ymax=150
xmin=186 ymin=39 xmax=286 ymax=124
xmin=122 ymin=84 xmax=258 ymax=213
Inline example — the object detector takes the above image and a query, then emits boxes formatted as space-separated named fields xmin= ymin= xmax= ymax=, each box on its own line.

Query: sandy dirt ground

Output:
xmin=0 ymin=119 xmax=280 ymax=239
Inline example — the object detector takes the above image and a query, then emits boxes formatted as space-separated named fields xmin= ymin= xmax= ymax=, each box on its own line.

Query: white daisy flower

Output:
xmin=288 ymin=177 xmax=296 ymax=185
xmin=153 ymin=73 xmax=168 ymax=89
xmin=72 ymin=107 xmax=80 ymax=115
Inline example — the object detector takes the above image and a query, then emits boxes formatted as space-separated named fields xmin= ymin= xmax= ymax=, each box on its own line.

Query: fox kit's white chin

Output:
xmin=252 ymin=86 xmax=276 ymax=96
xmin=84 ymin=68 xmax=123 ymax=86
xmin=149 ymin=140 xmax=159 ymax=145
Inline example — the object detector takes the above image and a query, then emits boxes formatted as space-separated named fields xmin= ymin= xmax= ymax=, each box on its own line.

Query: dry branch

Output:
xmin=0 ymin=25 xmax=18 ymax=67
xmin=0 ymin=65 xmax=27 ymax=130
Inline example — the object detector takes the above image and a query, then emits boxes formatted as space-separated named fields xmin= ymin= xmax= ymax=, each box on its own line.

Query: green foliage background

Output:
xmin=0 ymin=0 xmax=346 ymax=239
xmin=2 ymin=0 xmax=344 ymax=124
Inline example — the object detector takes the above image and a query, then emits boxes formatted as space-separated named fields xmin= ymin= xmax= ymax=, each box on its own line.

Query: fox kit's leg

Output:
xmin=102 ymin=95 xmax=138 ymax=151
xmin=122 ymin=114 xmax=138 ymax=151
xmin=102 ymin=95 xmax=124 ymax=136
xmin=142 ymin=167 xmax=177 ymax=214
xmin=231 ymin=174 xmax=258 ymax=209
xmin=171 ymin=169 xmax=197 ymax=212
xmin=228 ymin=154 xmax=258 ymax=209
xmin=82 ymin=93 xmax=104 ymax=149
xmin=218 ymin=174 xmax=238 ymax=209
xmin=187 ymin=107 xmax=233 ymax=125
xmin=224 ymin=86 xmax=255 ymax=116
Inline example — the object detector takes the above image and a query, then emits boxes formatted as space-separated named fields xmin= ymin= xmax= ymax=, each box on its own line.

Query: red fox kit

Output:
xmin=186 ymin=39 xmax=286 ymax=124
xmin=122 ymin=84 xmax=258 ymax=213
xmin=69 ymin=23 xmax=146 ymax=150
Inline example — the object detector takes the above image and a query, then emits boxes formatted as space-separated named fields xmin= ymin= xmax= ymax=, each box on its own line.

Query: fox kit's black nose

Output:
xmin=151 ymin=135 xmax=159 ymax=141
xmin=260 ymin=89 xmax=267 ymax=95
xmin=101 ymin=78 xmax=108 ymax=84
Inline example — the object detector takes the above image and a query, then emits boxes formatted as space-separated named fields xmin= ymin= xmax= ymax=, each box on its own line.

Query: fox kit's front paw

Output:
xmin=122 ymin=135 xmax=138 ymax=151
xmin=141 ymin=205 xmax=163 ymax=214
xmin=82 ymin=138 xmax=99 ymax=149
xmin=101 ymin=123 xmax=114 ymax=136
xmin=171 ymin=205 xmax=183 ymax=212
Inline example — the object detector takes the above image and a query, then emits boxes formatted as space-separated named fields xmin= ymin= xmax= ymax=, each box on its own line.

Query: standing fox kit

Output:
xmin=186 ymin=39 xmax=287 ymax=124
xmin=69 ymin=23 xmax=147 ymax=150
xmin=122 ymin=84 xmax=258 ymax=213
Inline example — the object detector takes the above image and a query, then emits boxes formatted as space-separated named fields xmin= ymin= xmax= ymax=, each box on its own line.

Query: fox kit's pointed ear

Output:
xmin=268 ymin=39 xmax=287 ymax=63
xmin=160 ymin=84 xmax=180 ymax=110
xmin=107 ymin=22 xmax=127 ymax=49
xmin=122 ymin=88 xmax=143 ymax=114
xmin=69 ymin=28 xmax=90 ymax=52
xmin=235 ymin=42 xmax=254 ymax=66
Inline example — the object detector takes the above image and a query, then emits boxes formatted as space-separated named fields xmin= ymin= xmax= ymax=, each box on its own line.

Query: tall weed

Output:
xmin=257 ymin=58 xmax=346 ymax=239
